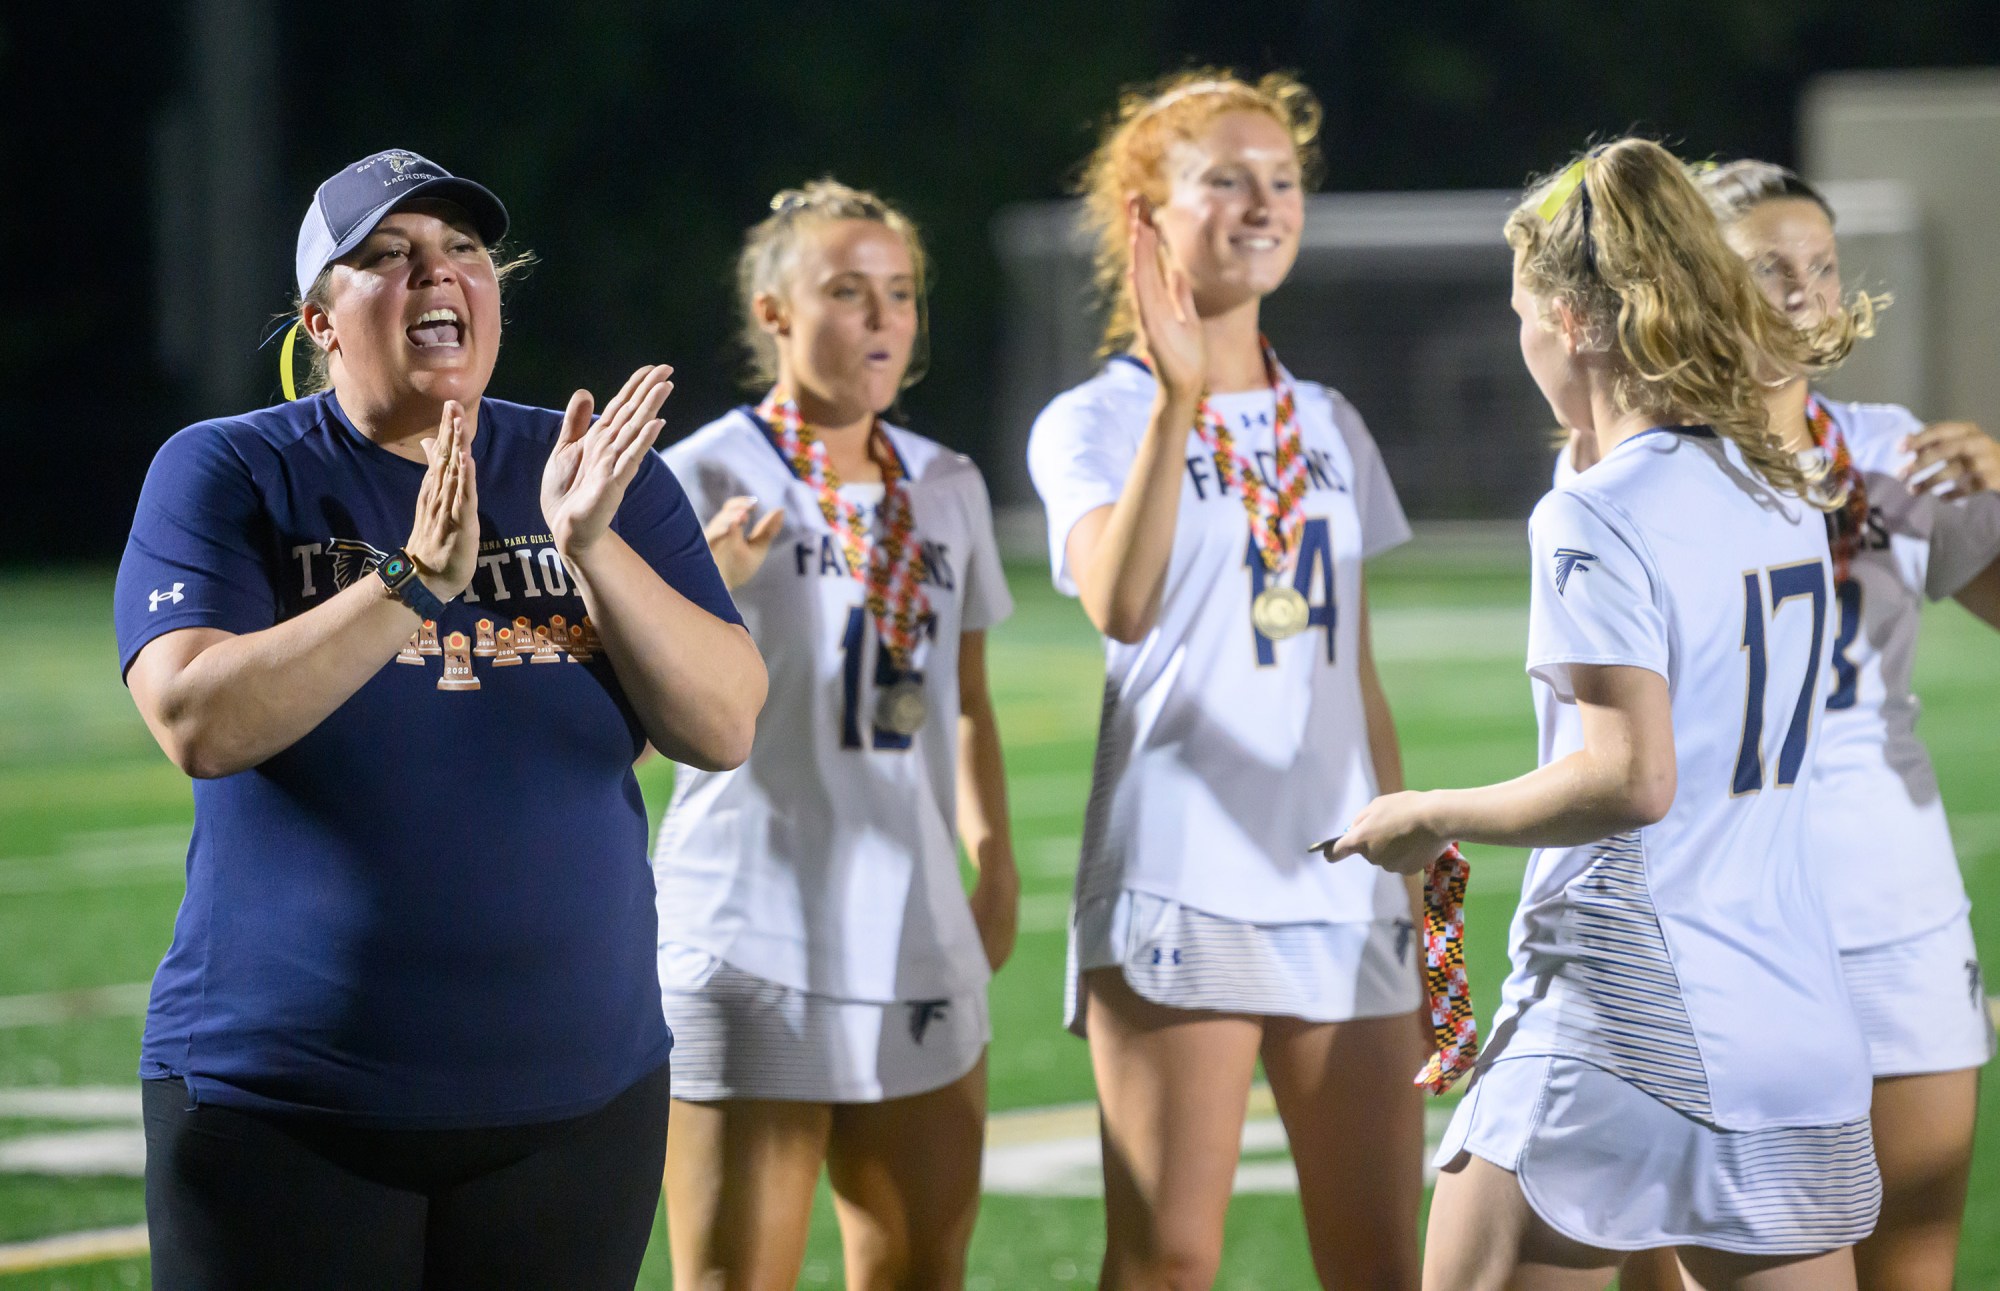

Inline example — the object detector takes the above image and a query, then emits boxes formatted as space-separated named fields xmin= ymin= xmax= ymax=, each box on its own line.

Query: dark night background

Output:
xmin=11 ymin=1 xmax=2000 ymax=563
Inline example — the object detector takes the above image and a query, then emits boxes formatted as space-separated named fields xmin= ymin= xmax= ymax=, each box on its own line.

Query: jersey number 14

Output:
xmin=1244 ymin=517 xmax=1337 ymax=665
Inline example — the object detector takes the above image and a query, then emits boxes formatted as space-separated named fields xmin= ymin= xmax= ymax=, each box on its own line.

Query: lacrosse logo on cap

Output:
xmin=293 ymin=149 xmax=508 ymax=299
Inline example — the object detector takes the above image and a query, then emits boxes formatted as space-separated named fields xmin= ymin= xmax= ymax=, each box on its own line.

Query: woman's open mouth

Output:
xmin=407 ymin=307 xmax=464 ymax=350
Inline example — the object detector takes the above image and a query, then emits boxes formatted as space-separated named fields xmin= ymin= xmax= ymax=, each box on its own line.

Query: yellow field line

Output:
xmin=0 ymin=1223 xmax=148 ymax=1274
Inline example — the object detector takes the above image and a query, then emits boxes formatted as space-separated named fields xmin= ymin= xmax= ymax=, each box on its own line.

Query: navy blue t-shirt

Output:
xmin=113 ymin=391 xmax=740 ymax=1128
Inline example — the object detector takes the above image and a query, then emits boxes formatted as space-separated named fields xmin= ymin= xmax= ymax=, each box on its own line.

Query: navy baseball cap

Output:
xmin=294 ymin=149 xmax=509 ymax=298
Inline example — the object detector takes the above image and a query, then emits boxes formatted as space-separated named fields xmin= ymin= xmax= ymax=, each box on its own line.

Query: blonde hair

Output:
xmin=1507 ymin=139 xmax=1874 ymax=506
xmin=290 ymin=241 xmax=535 ymax=397
xmin=734 ymin=178 xmax=930 ymax=391
xmin=1078 ymin=68 xmax=1324 ymax=354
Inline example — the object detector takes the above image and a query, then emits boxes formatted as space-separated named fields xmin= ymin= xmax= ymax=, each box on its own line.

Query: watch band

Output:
xmin=376 ymin=548 xmax=450 ymax=621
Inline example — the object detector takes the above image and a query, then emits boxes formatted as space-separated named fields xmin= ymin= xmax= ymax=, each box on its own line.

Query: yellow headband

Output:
xmin=1537 ymin=159 xmax=1587 ymax=223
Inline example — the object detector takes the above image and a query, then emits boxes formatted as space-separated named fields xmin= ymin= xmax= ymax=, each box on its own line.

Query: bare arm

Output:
xmin=547 ymin=367 xmax=766 ymax=772
xmin=127 ymin=402 xmax=479 ymax=779
xmin=1326 ymin=663 xmax=1675 ymax=874
xmin=1066 ymin=203 xmax=1206 ymax=644
xmin=1352 ymin=583 xmax=1423 ymax=920
xmin=955 ymin=630 xmax=1019 ymax=971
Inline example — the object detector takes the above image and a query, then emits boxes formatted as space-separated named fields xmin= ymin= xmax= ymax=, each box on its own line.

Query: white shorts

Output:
xmin=1437 ymin=1054 xmax=1880 ymax=1256
xmin=659 ymin=947 xmax=988 ymax=1104
xmin=1064 ymin=889 xmax=1422 ymax=1036
xmin=1841 ymin=915 xmax=1996 ymax=1078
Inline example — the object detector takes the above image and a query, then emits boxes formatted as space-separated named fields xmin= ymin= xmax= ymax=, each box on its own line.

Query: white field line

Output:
xmin=8 ymin=998 xmax=2000 ymax=1270
xmin=0 ymin=825 xmax=188 ymax=896
xmin=1368 ymin=605 xmax=1527 ymax=661
xmin=985 ymin=1085 xmax=1457 ymax=1197
xmin=0 ymin=1086 xmax=141 ymax=1119
xmin=0 ymin=982 xmax=151 ymax=1030
xmin=0 ymin=1224 xmax=150 ymax=1274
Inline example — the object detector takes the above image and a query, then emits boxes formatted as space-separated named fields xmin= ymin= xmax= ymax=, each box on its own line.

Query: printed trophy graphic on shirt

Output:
xmin=547 ymin=614 xmax=570 ymax=659
xmin=473 ymin=618 xmax=497 ymax=657
xmin=417 ymin=619 xmax=442 ymax=656
xmin=566 ymin=622 xmax=594 ymax=662
xmin=580 ymin=616 xmax=602 ymax=656
xmin=437 ymin=631 xmax=480 ymax=692
xmin=512 ymin=617 xmax=535 ymax=661
xmin=395 ymin=629 xmax=425 ymax=665
xmin=491 ymin=626 xmax=522 ymax=667
xmin=530 ymin=625 xmax=562 ymax=664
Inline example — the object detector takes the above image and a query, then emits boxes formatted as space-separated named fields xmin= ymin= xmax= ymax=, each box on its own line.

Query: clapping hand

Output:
xmin=408 ymin=400 xmax=479 ymax=598
xmin=545 ymin=365 xmax=675 ymax=558
xmin=704 ymin=496 xmax=785 ymax=590
xmin=1899 ymin=420 xmax=2000 ymax=502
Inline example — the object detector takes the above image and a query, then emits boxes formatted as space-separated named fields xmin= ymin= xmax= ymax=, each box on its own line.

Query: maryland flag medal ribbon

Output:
xmin=1188 ymin=338 xmax=1312 ymax=640
xmin=1805 ymin=394 xmax=1870 ymax=584
xmin=759 ymin=396 xmax=933 ymax=733
xmin=1416 ymin=843 xmax=1477 ymax=1095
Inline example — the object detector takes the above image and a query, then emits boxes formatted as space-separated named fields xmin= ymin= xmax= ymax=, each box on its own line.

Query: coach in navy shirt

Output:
xmin=114 ymin=150 xmax=764 ymax=1290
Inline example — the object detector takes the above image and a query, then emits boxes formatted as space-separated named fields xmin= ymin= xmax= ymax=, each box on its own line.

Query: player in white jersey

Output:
xmin=1613 ymin=159 xmax=1996 ymax=1291
xmin=1027 ymin=71 xmax=1425 ymax=1290
xmin=651 ymin=180 xmax=1017 ymax=1290
xmin=1329 ymin=139 xmax=1883 ymax=1290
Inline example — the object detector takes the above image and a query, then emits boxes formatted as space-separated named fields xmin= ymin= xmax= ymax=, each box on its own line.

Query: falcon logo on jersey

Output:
xmin=1553 ymin=548 xmax=1597 ymax=594
xmin=148 ymin=583 xmax=185 ymax=611
xmin=326 ymin=536 xmax=394 ymax=589
xmin=1394 ymin=917 xmax=1416 ymax=966
xmin=1969 ymin=960 xmax=1984 ymax=1009
xmin=907 ymin=999 xmax=950 ymax=1045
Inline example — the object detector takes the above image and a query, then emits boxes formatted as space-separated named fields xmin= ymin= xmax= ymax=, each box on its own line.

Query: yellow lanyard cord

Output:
xmin=279 ymin=321 xmax=302 ymax=402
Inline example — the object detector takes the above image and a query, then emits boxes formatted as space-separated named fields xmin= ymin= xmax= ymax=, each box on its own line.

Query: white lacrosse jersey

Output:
xmin=652 ymin=409 xmax=1013 ymax=1002
xmin=1532 ymin=436 xmax=1587 ymax=749
xmin=1808 ymin=397 xmax=2000 ymax=949
xmin=1027 ymin=357 xmax=1412 ymax=926
xmin=1495 ymin=427 xmax=1870 ymax=1131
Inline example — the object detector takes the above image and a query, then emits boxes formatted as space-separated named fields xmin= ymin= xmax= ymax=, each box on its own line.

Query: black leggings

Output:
xmin=143 ymin=1062 xmax=670 ymax=1291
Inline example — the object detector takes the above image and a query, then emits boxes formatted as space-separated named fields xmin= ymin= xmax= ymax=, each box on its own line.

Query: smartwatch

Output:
xmin=376 ymin=548 xmax=450 ymax=621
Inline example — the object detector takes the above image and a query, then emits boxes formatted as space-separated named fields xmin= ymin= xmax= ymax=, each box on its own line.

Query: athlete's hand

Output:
xmin=407 ymin=400 xmax=479 ymax=600
xmin=704 ymin=496 xmax=785 ymax=590
xmin=1127 ymin=197 xmax=1204 ymax=407
xmin=969 ymin=851 xmax=1021 ymax=972
xmin=545 ymin=365 xmax=675 ymax=559
xmin=1899 ymin=420 xmax=2000 ymax=501
xmin=1316 ymin=792 xmax=1448 ymax=876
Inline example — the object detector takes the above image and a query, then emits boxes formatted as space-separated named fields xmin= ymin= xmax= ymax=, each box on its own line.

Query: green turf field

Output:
xmin=2 ymin=529 xmax=1997 ymax=1288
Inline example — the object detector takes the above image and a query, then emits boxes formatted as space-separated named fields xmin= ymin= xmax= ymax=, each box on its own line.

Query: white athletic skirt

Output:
xmin=1841 ymin=914 xmax=1995 ymax=1078
xmin=659 ymin=946 xmax=988 ymax=1104
xmin=1436 ymin=1054 xmax=1881 ymax=1255
xmin=1065 ymin=889 xmax=1422 ymax=1035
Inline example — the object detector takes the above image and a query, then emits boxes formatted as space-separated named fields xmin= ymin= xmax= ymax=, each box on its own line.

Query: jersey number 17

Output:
xmin=1732 ymin=560 xmax=1828 ymax=796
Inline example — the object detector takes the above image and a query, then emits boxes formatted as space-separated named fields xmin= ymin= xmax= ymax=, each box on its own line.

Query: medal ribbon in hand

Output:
xmin=1189 ymin=337 xmax=1309 ymax=575
xmin=1416 ymin=844 xmax=1477 ymax=1095
xmin=1805 ymin=394 xmax=1869 ymax=584
xmin=758 ymin=396 xmax=932 ymax=669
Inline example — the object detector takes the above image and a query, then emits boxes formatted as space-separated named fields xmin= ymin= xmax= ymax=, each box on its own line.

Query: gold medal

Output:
xmin=1251 ymin=584 xmax=1310 ymax=640
xmin=874 ymin=679 xmax=929 ymax=737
